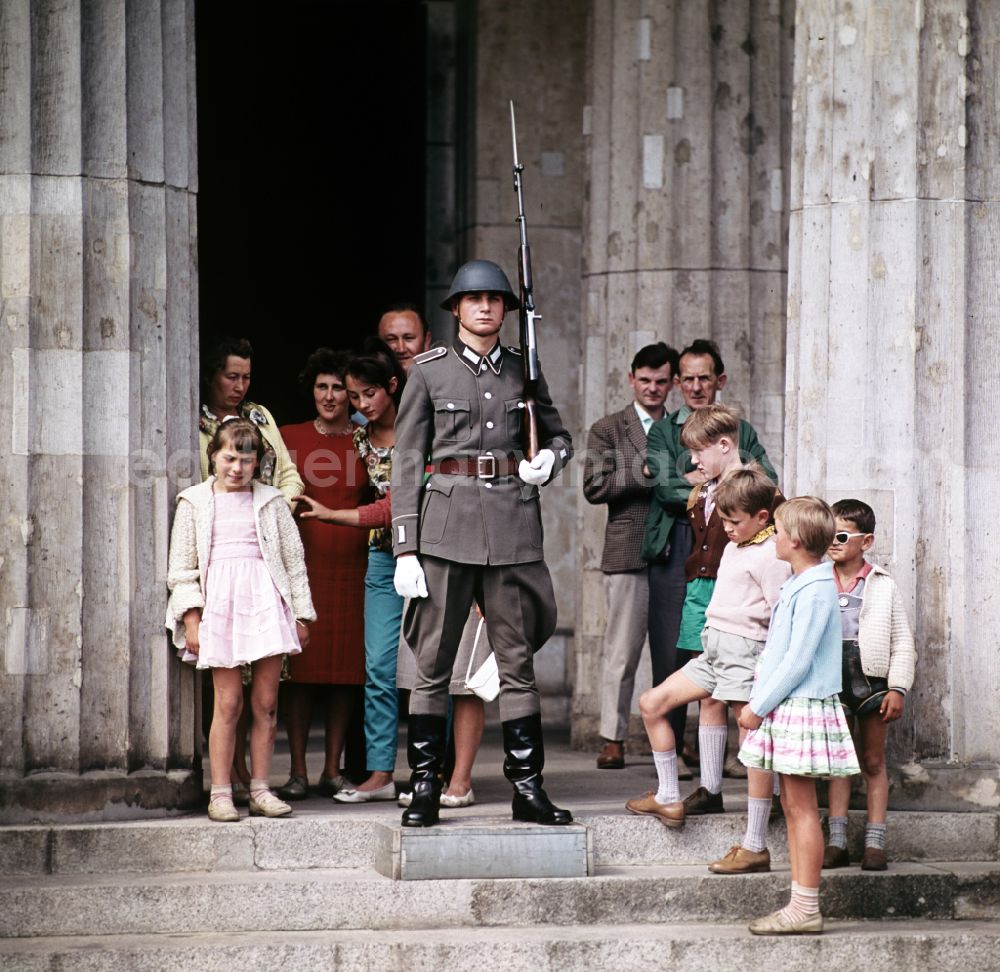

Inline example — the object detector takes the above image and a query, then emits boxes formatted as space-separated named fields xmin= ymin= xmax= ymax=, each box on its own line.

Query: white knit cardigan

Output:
xmin=165 ymin=478 xmax=316 ymax=650
xmin=857 ymin=563 xmax=916 ymax=691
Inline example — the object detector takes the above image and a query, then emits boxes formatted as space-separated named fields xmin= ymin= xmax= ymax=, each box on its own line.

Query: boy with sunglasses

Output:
xmin=823 ymin=499 xmax=916 ymax=871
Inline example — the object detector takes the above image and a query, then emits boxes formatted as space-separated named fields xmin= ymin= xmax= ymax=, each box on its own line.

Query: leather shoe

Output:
xmin=625 ymin=791 xmax=684 ymax=829
xmin=861 ymin=846 xmax=888 ymax=871
xmin=748 ymin=909 xmax=823 ymax=935
xmin=440 ymin=788 xmax=475 ymax=808
xmin=682 ymin=785 xmax=724 ymax=815
xmin=316 ymin=774 xmax=350 ymax=798
xmin=822 ymin=843 xmax=850 ymax=869
xmin=723 ymin=754 xmax=747 ymax=779
xmin=277 ymin=775 xmax=308 ymax=801
xmin=676 ymin=754 xmax=693 ymax=781
xmin=333 ymin=780 xmax=397 ymax=803
xmin=708 ymin=844 xmax=771 ymax=874
xmin=596 ymin=740 xmax=624 ymax=769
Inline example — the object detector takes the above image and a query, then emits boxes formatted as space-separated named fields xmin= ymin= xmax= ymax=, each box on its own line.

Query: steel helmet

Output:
xmin=440 ymin=260 xmax=520 ymax=311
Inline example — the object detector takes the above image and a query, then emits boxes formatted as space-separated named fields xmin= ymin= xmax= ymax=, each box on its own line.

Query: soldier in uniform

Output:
xmin=390 ymin=259 xmax=573 ymax=828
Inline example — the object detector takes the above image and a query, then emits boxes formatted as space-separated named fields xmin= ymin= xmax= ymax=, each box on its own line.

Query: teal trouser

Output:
xmin=363 ymin=548 xmax=404 ymax=771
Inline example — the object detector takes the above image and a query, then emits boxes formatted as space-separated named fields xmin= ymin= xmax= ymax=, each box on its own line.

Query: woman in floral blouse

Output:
xmin=296 ymin=341 xmax=406 ymax=802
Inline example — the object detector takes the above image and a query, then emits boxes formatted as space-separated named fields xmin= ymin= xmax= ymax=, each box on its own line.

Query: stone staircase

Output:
xmin=3 ymin=735 xmax=999 ymax=969
xmin=2 ymin=801 xmax=999 ymax=970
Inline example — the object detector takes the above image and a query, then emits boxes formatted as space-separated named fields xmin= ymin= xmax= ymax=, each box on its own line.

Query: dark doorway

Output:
xmin=196 ymin=0 xmax=427 ymax=424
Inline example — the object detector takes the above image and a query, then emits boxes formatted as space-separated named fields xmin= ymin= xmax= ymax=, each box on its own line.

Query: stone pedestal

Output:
xmin=785 ymin=1 xmax=1000 ymax=808
xmin=573 ymin=1 xmax=793 ymax=746
xmin=0 ymin=0 xmax=201 ymax=822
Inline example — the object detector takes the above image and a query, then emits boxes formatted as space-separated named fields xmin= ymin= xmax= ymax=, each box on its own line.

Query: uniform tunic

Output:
xmin=390 ymin=338 xmax=573 ymax=720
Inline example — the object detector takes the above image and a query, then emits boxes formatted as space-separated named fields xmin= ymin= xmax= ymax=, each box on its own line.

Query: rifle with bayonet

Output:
xmin=509 ymin=101 xmax=540 ymax=460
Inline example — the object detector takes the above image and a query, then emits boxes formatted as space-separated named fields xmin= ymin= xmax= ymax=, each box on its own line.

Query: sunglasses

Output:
xmin=832 ymin=531 xmax=868 ymax=544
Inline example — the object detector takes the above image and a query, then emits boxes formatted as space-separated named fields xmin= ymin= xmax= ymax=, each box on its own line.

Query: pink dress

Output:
xmin=196 ymin=491 xmax=302 ymax=670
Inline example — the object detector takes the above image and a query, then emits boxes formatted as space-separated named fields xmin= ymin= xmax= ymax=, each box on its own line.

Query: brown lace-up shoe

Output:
xmin=596 ymin=740 xmax=625 ymax=769
xmin=625 ymin=791 xmax=685 ymax=829
xmin=861 ymin=846 xmax=888 ymax=871
xmin=822 ymin=844 xmax=850 ymax=869
xmin=708 ymin=844 xmax=771 ymax=874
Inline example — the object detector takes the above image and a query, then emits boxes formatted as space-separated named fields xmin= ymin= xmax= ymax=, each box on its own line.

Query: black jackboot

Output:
xmin=502 ymin=713 xmax=573 ymax=825
xmin=401 ymin=713 xmax=447 ymax=828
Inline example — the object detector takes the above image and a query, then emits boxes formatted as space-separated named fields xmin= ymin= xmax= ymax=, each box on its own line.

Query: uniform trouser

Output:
xmin=647 ymin=518 xmax=693 ymax=747
xmin=405 ymin=556 xmax=557 ymax=722
xmin=598 ymin=570 xmax=650 ymax=742
xmin=363 ymin=548 xmax=404 ymax=772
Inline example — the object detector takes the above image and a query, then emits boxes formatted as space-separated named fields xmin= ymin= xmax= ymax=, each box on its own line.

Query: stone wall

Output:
xmin=785 ymin=0 xmax=1000 ymax=809
xmin=0 ymin=0 xmax=201 ymax=822
xmin=573 ymin=0 xmax=795 ymax=746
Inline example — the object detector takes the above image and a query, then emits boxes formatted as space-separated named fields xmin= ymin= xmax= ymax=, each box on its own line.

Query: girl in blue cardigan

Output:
xmin=738 ymin=497 xmax=860 ymax=936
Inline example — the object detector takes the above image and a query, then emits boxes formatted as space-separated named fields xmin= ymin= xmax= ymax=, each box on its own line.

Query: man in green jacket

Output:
xmin=642 ymin=340 xmax=776 ymax=775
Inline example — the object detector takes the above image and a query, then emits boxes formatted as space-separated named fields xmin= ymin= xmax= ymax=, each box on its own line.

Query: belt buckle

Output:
xmin=476 ymin=454 xmax=497 ymax=479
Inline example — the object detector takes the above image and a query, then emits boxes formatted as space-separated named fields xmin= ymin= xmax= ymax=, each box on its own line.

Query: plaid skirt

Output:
xmin=739 ymin=695 xmax=861 ymax=778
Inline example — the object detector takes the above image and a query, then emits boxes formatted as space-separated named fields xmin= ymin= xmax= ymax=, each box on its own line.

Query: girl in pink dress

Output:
xmin=167 ymin=420 xmax=316 ymax=822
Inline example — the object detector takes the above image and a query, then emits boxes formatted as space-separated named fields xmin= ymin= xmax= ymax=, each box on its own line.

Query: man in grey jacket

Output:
xmin=584 ymin=342 xmax=678 ymax=770
xmin=391 ymin=259 xmax=573 ymax=828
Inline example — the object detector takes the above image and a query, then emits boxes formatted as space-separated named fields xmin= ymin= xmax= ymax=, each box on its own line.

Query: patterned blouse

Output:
xmin=353 ymin=425 xmax=393 ymax=552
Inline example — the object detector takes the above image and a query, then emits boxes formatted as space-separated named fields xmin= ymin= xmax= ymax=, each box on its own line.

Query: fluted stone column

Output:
xmin=0 ymin=0 xmax=200 ymax=822
xmin=573 ymin=1 xmax=794 ymax=745
xmin=785 ymin=1 xmax=999 ymax=809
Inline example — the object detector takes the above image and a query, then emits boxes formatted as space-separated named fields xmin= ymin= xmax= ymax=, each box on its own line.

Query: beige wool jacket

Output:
xmin=165 ymin=478 xmax=316 ymax=650
xmin=856 ymin=563 xmax=916 ymax=691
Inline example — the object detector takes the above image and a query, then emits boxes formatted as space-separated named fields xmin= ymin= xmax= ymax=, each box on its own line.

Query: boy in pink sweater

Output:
xmin=627 ymin=465 xmax=789 ymax=869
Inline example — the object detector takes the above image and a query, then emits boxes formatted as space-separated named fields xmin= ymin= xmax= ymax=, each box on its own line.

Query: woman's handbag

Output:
xmin=464 ymin=616 xmax=500 ymax=702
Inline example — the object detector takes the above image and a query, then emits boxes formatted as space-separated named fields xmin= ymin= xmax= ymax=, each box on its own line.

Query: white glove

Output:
xmin=518 ymin=448 xmax=556 ymax=486
xmin=394 ymin=555 xmax=429 ymax=599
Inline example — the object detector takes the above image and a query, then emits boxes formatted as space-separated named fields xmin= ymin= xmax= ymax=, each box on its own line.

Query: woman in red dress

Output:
xmin=278 ymin=349 xmax=370 ymax=798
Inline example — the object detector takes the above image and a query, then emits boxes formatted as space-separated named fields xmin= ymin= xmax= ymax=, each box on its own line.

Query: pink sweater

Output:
xmin=703 ymin=534 xmax=791 ymax=641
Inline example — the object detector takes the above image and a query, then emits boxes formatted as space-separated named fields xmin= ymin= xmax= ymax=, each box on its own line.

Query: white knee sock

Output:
xmin=698 ymin=724 xmax=727 ymax=794
xmin=743 ymin=796 xmax=771 ymax=853
xmin=653 ymin=749 xmax=680 ymax=804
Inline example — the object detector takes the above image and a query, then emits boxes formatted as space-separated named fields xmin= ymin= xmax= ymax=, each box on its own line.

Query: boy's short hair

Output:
xmin=715 ymin=464 xmax=777 ymax=518
xmin=680 ymin=402 xmax=740 ymax=450
xmin=831 ymin=498 xmax=876 ymax=534
xmin=775 ymin=496 xmax=836 ymax=557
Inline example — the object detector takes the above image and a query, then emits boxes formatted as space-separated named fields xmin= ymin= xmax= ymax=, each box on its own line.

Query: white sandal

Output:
xmin=248 ymin=789 xmax=292 ymax=818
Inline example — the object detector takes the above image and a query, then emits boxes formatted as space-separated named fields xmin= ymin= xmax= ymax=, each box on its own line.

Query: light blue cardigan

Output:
xmin=748 ymin=561 xmax=843 ymax=718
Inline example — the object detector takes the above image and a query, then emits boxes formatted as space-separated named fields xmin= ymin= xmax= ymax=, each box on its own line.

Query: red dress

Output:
xmin=281 ymin=421 xmax=370 ymax=684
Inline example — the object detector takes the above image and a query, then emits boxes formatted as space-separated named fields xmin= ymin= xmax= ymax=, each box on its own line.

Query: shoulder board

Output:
xmin=414 ymin=346 xmax=448 ymax=365
xmin=505 ymin=345 xmax=522 ymax=355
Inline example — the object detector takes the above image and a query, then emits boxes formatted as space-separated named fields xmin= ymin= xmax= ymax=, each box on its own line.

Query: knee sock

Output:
xmin=210 ymin=784 xmax=233 ymax=802
xmin=781 ymin=881 xmax=820 ymax=921
xmin=698 ymin=724 xmax=727 ymax=794
xmin=250 ymin=778 xmax=271 ymax=800
xmin=827 ymin=815 xmax=848 ymax=849
xmin=743 ymin=797 xmax=771 ymax=853
xmin=865 ymin=821 xmax=887 ymax=849
xmin=653 ymin=749 xmax=680 ymax=805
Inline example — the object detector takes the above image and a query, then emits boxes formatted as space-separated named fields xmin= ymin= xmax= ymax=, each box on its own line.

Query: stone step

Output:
xmin=3 ymin=807 xmax=994 ymax=876
xmin=3 ymin=920 xmax=1000 ymax=971
xmin=3 ymin=862 xmax=999 ymax=938
xmin=373 ymin=821 xmax=592 ymax=880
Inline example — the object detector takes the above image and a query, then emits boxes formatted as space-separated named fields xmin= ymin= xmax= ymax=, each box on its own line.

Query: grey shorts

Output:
xmin=682 ymin=627 xmax=764 ymax=702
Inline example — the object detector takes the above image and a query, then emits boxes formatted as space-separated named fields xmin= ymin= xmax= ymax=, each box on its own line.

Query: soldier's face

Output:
xmin=454 ymin=292 xmax=505 ymax=342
